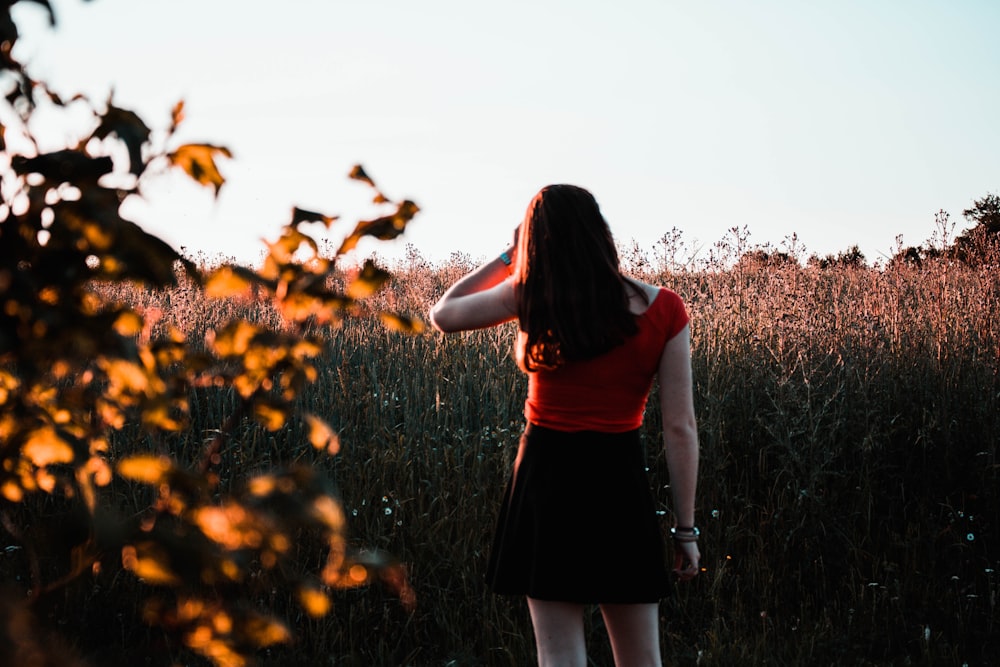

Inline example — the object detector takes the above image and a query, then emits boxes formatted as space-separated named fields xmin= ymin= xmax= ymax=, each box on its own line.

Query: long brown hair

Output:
xmin=514 ymin=184 xmax=642 ymax=371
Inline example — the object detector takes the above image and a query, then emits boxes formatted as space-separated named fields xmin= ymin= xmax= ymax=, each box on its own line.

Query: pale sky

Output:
xmin=10 ymin=0 xmax=1000 ymax=267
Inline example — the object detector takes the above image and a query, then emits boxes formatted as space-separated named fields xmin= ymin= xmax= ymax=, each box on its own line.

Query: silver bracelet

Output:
xmin=670 ymin=526 xmax=700 ymax=542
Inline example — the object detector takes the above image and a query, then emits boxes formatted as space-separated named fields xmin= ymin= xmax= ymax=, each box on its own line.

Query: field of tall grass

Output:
xmin=46 ymin=236 xmax=999 ymax=666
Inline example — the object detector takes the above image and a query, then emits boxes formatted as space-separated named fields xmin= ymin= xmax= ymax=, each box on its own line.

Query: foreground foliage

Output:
xmin=1 ymin=3 xmax=419 ymax=665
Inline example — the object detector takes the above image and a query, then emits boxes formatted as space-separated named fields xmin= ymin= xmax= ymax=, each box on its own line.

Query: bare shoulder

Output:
xmin=625 ymin=278 xmax=663 ymax=314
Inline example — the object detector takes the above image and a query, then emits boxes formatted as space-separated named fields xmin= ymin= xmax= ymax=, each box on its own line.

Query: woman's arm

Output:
xmin=658 ymin=323 xmax=701 ymax=578
xmin=429 ymin=251 xmax=518 ymax=333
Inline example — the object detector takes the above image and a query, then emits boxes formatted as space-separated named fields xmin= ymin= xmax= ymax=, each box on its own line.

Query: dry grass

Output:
xmin=46 ymin=241 xmax=1000 ymax=665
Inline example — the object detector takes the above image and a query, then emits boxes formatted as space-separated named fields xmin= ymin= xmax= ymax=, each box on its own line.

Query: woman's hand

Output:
xmin=672 ymin=539 xmax=701 ymax=582
xmin=505 ymin=224 xmax=520 ymax=267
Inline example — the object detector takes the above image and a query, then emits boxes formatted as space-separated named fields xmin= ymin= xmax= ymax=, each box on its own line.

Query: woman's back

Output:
xmin=523 ymin=285 xmax=688 ymax=432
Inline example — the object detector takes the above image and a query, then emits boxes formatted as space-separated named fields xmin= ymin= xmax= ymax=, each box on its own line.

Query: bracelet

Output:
xmin=670 ymin=526 xmax=700 ymax=542
xmin=499 ymin=251 xmax=513 ymax=275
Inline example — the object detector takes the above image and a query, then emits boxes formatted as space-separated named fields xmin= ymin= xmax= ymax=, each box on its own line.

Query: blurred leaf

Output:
xmin=112 ymin=310 xmax=143 ymax=336
xmin=11 ymin=150 xmax=113 ymax=184
xmin=100 ymin=357 xmax=150 ymax=397
xmin=243 ymin=614 xmax=291 ymax=647
xmin=266 ymin=227 xmax=317 ymax=264
xmin=277 ymin=292 xmax=324 ymax=323
xmin=22 ymin=0 xmax=56 ymax=26
xmin=169 ymin=99 xmax=184 ymax=134
xmin=380 ymin=562 xmax=417 ymax=612
xmin=290 ymin=207 xmax=338 ymax=229
xmin=247 ymin=474 xmax=279 ymax=498
xmin=1 ymin=480 xmax=23 ymax=502
xmin=51 ymin=188 xmax=196 ymax=287
xmin=122 ymin=543 xmax=181 ymax=586
xmin=329 ymin=563 xmax=370 ymax=589
xmin=347 ymin=164 xmax=375 ymax=188
xmin=297 ymin=585 xmax=330 ymax=617
xmin=22 ymin=425 xmax=74 ymax=466
xmin=310 ymin=495 xmax=345 ymax=532
xmin=167 ymin=143 xmax=232 ymax=195
xmin=211 ymin=321 xmax=260 ymax=357
xmin=192 ymin=503 xmax=255 ymax=550
xmin=337 ymin=199 xmax=419 ymax=254
xmin=96 ymin=398 xmax=126 ymax=430
xmin=90 ymin=101 xmax=151 ymax=176
xmin=141 ymin=398 xmax=186 ymax=431
xmin=305 ymin=413 xmax=339 ymax=455
xmin=1 ymin=0 xmax=54 ymax=48
xmin=117 ymin=454 xmax=174 ymax=485
xmin=379 ymin=312 xmax=425 ymax=334
xmin=254 ymin=401 xmax=287 ymax=431
xmin=345 ymin=259 xmax=390 ymax=299
xmin=84 ymin=453 xmax=112 ymax=487
xmin=205 ymin=266 xmax=253 ymax=298
xmin=0 ymin=368 xmax=20 ymax=403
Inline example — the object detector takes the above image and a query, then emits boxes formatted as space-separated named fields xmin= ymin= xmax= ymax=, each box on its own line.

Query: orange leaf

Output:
xmin=122 ymin=544 xmax=181 ymax=586
xmin=311 ymin=495 xmax=346 ymax=532
xmin=348 ymin=164 xmax=375 ymax=188
xmin=113 ymin=310 xmax=144 ymax=336
xmin=254 ymin=402 xmax=287 ymax=431
xmin=266 ymin=227 xmax=317 ymax=263
xmin=1 ymin=481 xmax=23 ymax=502
xmin=211 ymin=321 xmax=259 ymax=357
xmin=337 ymin=200 xmax=419 ymax=254
xmin=345 ymin=260 xmax=390 ymax=299
xmin=170 ymin=100 xmax=185 ymax=133
xmin=379 ymin=312 xmax=425 ymax=334
xmin=168 ymin=143 xmax=232 ymax=195
xmin=100 ymin=358 xmax=152 ymax=397
xmin=243 ymin=615 xmax=291 ymax=647
xmin=205 ymin=266 xmax=252 ymax=298
xmin=22 ymin=426 xmax=75 ymax=466
xmin=298 ymin=586 xmax=331 ymax=617
xmin=291 ymin=207 xmax=338 ymax=229
xmin=117 ymin=454 xmax=173 ymax=484
xmin=305 ymin=413 xmax=340 ymax=455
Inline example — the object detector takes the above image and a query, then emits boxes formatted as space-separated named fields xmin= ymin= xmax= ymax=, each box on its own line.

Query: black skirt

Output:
xmin=485 ymin=423 xmax=671 ymax=603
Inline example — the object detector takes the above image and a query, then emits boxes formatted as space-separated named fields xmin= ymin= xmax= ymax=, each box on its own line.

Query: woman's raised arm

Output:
xmin=429 ymin=253 xmax=518 ymax=333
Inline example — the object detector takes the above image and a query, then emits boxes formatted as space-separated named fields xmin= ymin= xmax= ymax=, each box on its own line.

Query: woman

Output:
xmin=430 ymin=184 xmax=700 ymax=667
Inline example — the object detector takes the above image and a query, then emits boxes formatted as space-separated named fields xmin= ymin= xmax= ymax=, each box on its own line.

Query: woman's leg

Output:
xmin=598 ymin=602 xmax=662 ymax=667
xmin=526 ymin=597 xmax=587 ymax=667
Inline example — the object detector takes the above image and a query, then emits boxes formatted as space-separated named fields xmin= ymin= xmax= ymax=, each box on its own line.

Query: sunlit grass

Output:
xmin=71 ymin=243 xmax=1000 ymax=665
